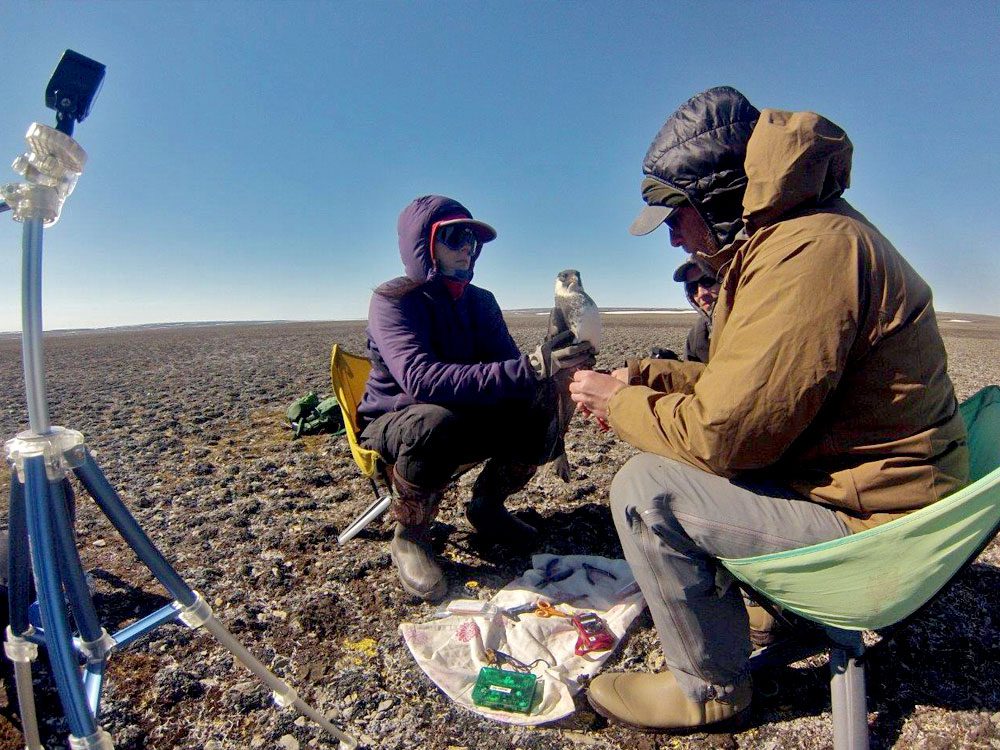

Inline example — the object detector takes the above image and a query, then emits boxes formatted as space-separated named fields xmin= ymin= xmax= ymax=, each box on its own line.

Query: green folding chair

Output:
xmin=724 ymin=385 xmax=1000 ymax=750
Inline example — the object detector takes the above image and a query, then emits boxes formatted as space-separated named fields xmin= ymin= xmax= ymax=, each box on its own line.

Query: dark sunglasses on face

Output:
xmin=685 ymin=276 xmax=717 ymax=295
xmin=437 ymin=224 xmax=479 ymax=251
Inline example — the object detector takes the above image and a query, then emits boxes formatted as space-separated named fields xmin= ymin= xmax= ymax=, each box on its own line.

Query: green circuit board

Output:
xmin=471 ymin=666 xmax=538 ymax=714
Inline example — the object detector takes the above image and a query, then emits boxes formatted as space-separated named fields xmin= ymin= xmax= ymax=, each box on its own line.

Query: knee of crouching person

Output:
xmin=610 ymin=452 xmax=672 ymax=517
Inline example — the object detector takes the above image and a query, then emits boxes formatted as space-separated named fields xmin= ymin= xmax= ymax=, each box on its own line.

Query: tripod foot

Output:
xmin=175 ymin=592 xmax=358 ymax=748
xmin=5 ymin=626 xmax=43 ymax=750
xmin=68 ymin=727 xmax=114 ymax=749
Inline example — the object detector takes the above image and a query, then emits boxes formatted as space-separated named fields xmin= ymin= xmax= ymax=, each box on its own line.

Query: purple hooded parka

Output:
xmin=358 ymin=196 xmax=537 ymax=423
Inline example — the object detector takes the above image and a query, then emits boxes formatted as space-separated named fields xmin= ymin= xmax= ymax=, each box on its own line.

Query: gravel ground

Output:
xmin=0 ymin=314 xmax=997 ymax=750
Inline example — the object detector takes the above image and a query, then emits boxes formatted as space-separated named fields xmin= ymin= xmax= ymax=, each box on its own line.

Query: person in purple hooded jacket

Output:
xmin=358 ymin=195 xmax=594 ymax=601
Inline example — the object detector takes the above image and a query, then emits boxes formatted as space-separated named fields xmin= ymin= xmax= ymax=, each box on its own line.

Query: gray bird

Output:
xmin=541 ymin=269 xmax=602 ymax=481
xmin=548 ymin=269 xmax=603 ymax=351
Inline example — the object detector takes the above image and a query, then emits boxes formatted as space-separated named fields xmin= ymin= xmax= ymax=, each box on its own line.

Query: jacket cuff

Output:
xmin=625 ymin=358 xmax=645 ymax=385
xmin=607 ymin=384 xmax=636 ymax=427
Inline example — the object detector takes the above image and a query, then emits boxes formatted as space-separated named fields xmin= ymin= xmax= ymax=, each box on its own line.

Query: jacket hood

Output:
xmin=397 ymin=195 xmax=485 ymax=283
xmin=742 ymin=109 xmax=853 ymax=233
xmin=641 ymin=86 xmax=759 ymax=248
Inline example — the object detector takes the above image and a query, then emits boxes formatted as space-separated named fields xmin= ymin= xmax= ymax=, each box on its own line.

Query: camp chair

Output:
xmin=329 ymin=344 xmax=393 ymax=544
xmin=727 ymin=385 xmax=1000 ymax=750
xmin=330 ymin=344 xmax=484 ymax=545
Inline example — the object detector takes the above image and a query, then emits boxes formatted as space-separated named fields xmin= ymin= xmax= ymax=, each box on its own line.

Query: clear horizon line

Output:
xmin=0 ymin=309 xmax=995 ymax=337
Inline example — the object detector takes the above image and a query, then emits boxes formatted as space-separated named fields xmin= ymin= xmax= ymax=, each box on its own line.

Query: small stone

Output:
xmin=278 ymin=734 xmax=299 ymax=750
xmin=560 ymin=731 xmax=603 ymax=746
xmin=93 ymin=539 xmax=106 ymax=547
xmin=377 ymin=698 xmax=394 ymax=712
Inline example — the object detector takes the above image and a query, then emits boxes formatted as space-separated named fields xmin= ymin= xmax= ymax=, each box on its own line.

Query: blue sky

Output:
xmin=2 ymin=1 xmax=998 ymax=331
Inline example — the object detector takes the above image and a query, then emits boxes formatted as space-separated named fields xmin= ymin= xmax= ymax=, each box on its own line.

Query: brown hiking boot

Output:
xmin=587 ymin=671 xmax=751 ymax=733
xmin=746 ymin=600 xmax=787 ymax=648
xmin=390 ymin=522 xmax=447 ymax=602
xmin=466 ymin=460 xmax=540 ymax=548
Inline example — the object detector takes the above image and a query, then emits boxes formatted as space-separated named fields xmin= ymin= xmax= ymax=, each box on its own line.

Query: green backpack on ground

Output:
xmin=286 ymin=392 xmax=346 ymax=438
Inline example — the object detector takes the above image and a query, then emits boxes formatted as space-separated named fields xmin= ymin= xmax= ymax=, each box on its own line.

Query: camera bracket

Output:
xmin=45 ymin=50 xmax=106 ymax=136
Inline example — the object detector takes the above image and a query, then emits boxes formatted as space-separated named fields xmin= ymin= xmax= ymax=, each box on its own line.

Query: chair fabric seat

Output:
xmin=720 ymin=385 xmax=1000 ymax=631
xmin=330 ymin=344 xmax=382 ymax=478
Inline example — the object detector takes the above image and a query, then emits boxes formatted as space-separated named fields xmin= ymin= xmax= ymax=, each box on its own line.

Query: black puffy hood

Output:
xmin=639 ymin=86 xmax=759 ymax=249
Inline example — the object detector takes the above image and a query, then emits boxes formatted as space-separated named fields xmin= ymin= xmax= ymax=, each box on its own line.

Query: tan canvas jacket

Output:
xmin=610 ymin=109 xmax=968 ymax=532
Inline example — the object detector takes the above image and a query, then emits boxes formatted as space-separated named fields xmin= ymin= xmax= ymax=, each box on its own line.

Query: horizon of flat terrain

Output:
xmin=2 ymin=310 xmax=998 ymax=339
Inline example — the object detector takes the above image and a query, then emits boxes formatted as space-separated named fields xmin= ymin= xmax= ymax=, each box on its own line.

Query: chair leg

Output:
xmin=830 ymin=641 xmax=869 ymax=750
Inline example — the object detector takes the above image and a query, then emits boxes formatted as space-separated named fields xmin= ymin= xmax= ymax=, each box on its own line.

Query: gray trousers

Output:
xmin=610 ymin=453 xmax=851 ymax=702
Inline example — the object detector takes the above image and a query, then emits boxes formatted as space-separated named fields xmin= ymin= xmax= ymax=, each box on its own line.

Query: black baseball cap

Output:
xmin=629 ymin=177 xmax=689 ymax=236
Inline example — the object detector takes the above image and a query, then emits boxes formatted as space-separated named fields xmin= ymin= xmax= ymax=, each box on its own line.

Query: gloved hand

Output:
xmin=649 ymin=347 xmax=679 ymax=361
xmin=529 ymin=329 xmax=598 ymax=380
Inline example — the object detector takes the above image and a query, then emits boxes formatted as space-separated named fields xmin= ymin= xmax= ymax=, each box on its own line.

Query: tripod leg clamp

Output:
xmin=175 ymin=591 xmax=213 ymax=629
xmin=74 ymin=628 xmax=116 ymax=663
xmin=4 ymin=626 xmax=39 ymax=663
xmin=4 ymin=427 xmax=86 ymax=482
xmin=272 ymin=682 xmax=299 ymax=708
xmin=68 ymin=728 xmax=114 ymax=750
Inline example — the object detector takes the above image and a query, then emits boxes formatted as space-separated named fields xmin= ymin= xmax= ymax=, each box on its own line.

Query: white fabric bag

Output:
xmin=399 ymin=554 xmax=646 ymax=726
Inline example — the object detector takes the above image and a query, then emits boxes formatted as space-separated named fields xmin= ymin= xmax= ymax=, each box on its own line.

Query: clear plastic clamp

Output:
xmin=0 ymin=122 xmax=87 ymax=226
xmin=5 ymin=426 xmax=86 ymax=482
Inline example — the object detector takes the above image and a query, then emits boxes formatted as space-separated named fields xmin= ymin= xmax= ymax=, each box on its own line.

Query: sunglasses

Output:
xmin=685 ymin=276 xmax=717 ymax=294
xmin=436 ymin=224 xmax=480 ymax=252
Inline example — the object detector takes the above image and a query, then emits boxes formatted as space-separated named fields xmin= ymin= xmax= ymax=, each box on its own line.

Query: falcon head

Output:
xmin=555 ymin=269 xmax=583 ymax=297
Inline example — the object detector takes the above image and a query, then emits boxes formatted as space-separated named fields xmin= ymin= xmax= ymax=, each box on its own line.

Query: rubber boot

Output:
xmin=466 ymin=460 xmax=540 ymax=548
xmin=390 ymin=522 xmax=447 ymax=602
xmin=388 ymin=470 xmax=447 ymax=602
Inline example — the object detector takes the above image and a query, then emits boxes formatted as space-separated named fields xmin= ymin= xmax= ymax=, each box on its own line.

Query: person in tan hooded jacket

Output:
xmin=572 ymin=87 xmax=968 ymax=732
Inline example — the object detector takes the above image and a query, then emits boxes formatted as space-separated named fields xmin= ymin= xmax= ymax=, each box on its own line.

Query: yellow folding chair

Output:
xmin=330 ymin=344 xmax=392 ymax=544
xmin=330 ymin=344 xmax=487 ymax=545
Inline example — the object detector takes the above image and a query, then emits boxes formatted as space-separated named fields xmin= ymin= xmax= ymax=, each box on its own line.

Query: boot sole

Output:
xmin=587 ymin=691 xmax=750 ymax=735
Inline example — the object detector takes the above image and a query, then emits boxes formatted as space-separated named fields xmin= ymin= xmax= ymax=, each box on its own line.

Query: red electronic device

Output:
xmin=572 ymin=612 xmax=616 ymax=655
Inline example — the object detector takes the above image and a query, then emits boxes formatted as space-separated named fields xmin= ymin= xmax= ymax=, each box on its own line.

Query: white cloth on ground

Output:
xmin=399 ymin=554 xmax=646 ymax=725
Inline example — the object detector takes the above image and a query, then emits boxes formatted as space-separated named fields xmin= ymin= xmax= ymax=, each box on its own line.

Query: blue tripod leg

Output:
xmin=7 ymin=474 xmax=33 ymax=636
xmin=74 ymin=451 xmax=359 ymax=749
xmin=23 ymin=456 xmax=97 ymax=739
xmin=49 ymin=478 xmax=113 ymax=714
xmin=50 ymin=479 xmax=102 ymax=638
xmin=5 ymin=473 xmax=43 ymax=750
xmin=74 ymin=452 xmax=196 ymax=606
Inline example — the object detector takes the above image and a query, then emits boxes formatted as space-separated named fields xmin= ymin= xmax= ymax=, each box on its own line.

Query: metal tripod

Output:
xmin=2 ymin=59 xmax=357 ymax=750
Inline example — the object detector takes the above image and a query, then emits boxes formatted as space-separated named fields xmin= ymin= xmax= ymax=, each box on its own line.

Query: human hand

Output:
xmin=569 ymin=369 xmax=626 ymax=421
xmin=529 ymin=330 xmax=597 ymax=380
